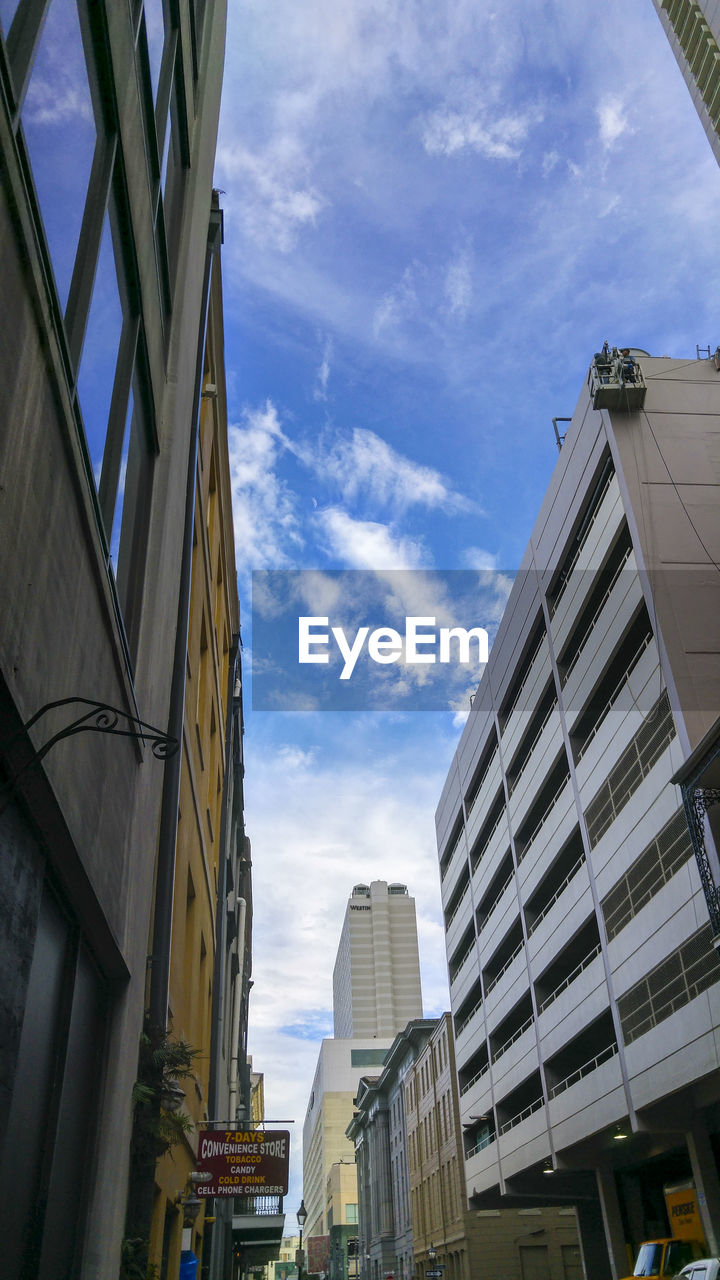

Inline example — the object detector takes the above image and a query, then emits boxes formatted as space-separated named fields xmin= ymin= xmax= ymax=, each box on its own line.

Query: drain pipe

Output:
xmin=228 ymin=895 xmax=247 ymax=1122
xmin=148 ymin=203 xmax=223 ymax=1032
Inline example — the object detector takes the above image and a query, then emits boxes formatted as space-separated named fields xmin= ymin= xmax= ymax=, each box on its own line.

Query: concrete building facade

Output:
xmin=0 ymin=2 xmax=228 ymax=1276
xmin=304 ymin=1038 xmax=394 ymax=1242
xmin=651 ymin=0 xmax=720 ymax=165
xmin=435 ymin=350 xmax=720 ymax=1279
xmin=147 ymin=229 xmax=252 ymax=1280
xmin=349 ymin=1017 xmax=580 ymax=1280
xmin=333 ymin=881 xmax=424 ymax=1040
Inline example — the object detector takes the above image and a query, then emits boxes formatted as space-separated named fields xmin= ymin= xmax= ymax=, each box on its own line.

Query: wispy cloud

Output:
xmin=444 ymin=247 xmax=473 ymax=319
xmin=302 ymin=426 xmax=475 ymax=515
xmin=421 ymin=103 xmax=538 ymax=160
xmin=227 ymin=401 xmax=303 ymax=569
xmin=313 ymin=334 xmax=333 ymax=401
xmin=315 ymin=508 xmax=429 ymax=569
xmin=597 ymin=94 xmax=631 ymax=151
xmin=373 ymin=264 xmax=419 ymax=337
xmin=218 ymin=137 xmax=325 ymax=252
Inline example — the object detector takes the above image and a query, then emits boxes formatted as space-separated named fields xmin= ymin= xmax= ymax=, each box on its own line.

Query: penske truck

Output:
xmin=623 ymin=1182 xmax=707 ymax=1279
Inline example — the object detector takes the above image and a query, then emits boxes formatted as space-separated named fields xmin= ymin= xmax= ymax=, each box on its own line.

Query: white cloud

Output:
xmin=462 ymin=546 xmax=498 ymax=570
xmin=218 ymin=137 xmax=325 ymax=252
xmin=421 ymin=103 xmax=537 ymax=160
xmin=597 ymin=94 xmax=631 ymax=151
xmin=227 ymin=400 xmax=303 ymax=570
xmin=313 ymin=335 xmax=333 ymax=401
xmin=302 ymin=426 xmax=474 ymax=515
xmin=444 ymin=248 xmax=473 ymax=319
xmin=315 ymin=508 xmax=429 ymax=569
xmin=542 ymin=149 xmax=561 ymax=176
xmin=373 ymin=265 xmax=418 ymax=337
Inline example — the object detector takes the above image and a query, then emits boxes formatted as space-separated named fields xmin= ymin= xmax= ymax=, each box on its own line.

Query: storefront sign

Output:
xmin=195 ymin=1129 xmax=290 ymax=1197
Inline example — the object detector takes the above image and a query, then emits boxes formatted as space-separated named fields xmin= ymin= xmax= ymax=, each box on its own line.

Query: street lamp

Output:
xmin=297 ymin=1199 xmax=307 ymax=1280
xmin=427 ymin=1244 xmax=436 ymax=1262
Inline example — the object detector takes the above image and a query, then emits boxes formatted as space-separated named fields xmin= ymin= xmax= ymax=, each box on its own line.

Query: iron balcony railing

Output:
xmin=550 ymin=468 xmax=616 ymax=617
xmin=491 ymin=1012 xmax=534 ymax=1063
xmin=538 ymin=943 xmax=602 ymax=1014
xmin=527 ymin=854 xmax=585 ymax=936
xmin=517 ymin=773 xmax=571 ymax=864
xmin=575 ymin=629 xmax=653 ymax=762
xmin=549 ymin=1041 xmax=618 ymax=1099
xmin=499 ymin=1095 xmax=544 ymax=1135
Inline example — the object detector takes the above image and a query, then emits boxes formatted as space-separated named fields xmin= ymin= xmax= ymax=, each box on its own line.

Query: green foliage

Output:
xmin=119 ymin=1236 xmax=159 ymax=1280
xmin=131 ymin=1024 xmax=200 ymax=1165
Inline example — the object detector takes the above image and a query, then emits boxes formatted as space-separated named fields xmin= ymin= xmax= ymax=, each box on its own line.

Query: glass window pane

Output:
xmin=21 ymin=0 xmax=96 ymax=310
xmin=109 ymin=386 xmax=134 ymax=567
xmin=0 ymin=0 xmax=21 ymax=36
xmin=143 ymin=0 xmax=165 ymax=102
xmin=76 ymin=215 xmax=124 ymax=486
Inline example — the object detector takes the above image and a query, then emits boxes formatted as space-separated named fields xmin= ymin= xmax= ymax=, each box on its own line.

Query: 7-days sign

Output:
xmin=196 ymin=1129 xmax=290 ymax=1197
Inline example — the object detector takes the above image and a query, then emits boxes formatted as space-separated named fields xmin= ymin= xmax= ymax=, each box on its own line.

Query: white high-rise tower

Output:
xmin=332 ymin=880 xmax=423 ymax=1038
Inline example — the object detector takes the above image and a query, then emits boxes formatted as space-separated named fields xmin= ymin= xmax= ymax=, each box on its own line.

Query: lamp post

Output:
xmin=427 ymin=1243 xmax=436 ymax=1278
xmin=297 ymin=1199 xmax=307 ymax=1280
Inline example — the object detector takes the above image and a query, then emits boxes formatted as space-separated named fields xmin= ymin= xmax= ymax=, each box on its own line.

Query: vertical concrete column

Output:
xmin=596 ymin=1166 xmax=631 ymax=1280
xmin=576 ymin=1192 xmax=615 ymax=1280
xmin=686 ymin=1121 xmax=720 ymax=1254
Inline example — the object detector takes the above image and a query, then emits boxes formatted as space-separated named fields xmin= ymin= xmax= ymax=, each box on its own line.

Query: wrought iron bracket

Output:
xmin=0 ymin=696 xmax=178 ymax=817
xmin=683 ymin=784 xmax=720 ymax=940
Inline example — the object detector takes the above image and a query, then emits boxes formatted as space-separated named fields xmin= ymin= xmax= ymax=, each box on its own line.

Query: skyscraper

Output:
xmin=333 ymin=881 xmax=424 ymax=1039
xmin=651 ymin=0 xmax=720 ymax=163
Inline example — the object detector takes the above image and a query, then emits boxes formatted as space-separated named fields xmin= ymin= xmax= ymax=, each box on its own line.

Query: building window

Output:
xmin=346 ymin=1203 xmax=358 ymax=1224
xmin=19 ymin=0 xmax=97 ymax=310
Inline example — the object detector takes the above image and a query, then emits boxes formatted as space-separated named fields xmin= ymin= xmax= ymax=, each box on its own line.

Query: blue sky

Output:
xmin=213 ymin=0 xmax=720 ymax=1220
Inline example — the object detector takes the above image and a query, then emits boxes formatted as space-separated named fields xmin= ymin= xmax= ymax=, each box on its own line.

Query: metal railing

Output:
xmin=575 ymin=630 xmax=653 ymax=762
xmin=491 ymin=1012 xmax=534 ymax=1062
xmin=527 ymin=854 xmax=585 ymax=936
xmin=484 ymin=936 xmax=525 ymax=995
xmin=502 ymin=633 xmax=546 ymax=729
xmin=499 ymin=1095 xmax=544 ymax=1135
xmin=549 ymin=1041 xmax=618 ymax=1099
xmin=508 ymin=699 xmax=558 ymax=796
xmin=550 ymin=468 xmax=616 ymax=617
xmin=460 ymin=1061 xmax=489 ymax=1096
xmin=455 ymin=993 xmax=483 ymax=1038
xmin=466 ymin=746 xmax=499 ymax=823
xmin=516 ymin=773 xmax=571 ymax=863
xmin=477 ymin=866 xmax=515 ymax=934
xmin=471 ymin=805 xmax=506 ymax=873
xmin=466 ymin=1130 xmax=495 ymax=1158
xmin=440 ymin=828 xmax=465 ymax=881
xmin=445 ymin=880 xmax=471 ymax=931
xmin=450 ymin=942 xmax=475 ymax=986
xmin=562 ymin=544 xmax=633 ymax=684
xmin=538 ymin=943 xmax=602 ymax=1013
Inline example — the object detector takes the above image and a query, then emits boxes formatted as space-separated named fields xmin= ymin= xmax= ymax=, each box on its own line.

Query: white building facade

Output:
xmin=333 ymin=881 xmax=424 ymax=1039
xmin=436 ymin=352 xmax=720 ymax=1280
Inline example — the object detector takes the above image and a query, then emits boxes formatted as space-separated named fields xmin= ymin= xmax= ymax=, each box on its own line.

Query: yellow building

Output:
xmin=147 ymin=209 xmax=244 ymax=1280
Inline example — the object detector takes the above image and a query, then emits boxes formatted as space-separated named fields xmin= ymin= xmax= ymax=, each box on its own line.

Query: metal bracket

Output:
xmin=0 ymin=696 xmax=178 ymax=817
xmin=683 ymin=784 xmax=720 ymax=939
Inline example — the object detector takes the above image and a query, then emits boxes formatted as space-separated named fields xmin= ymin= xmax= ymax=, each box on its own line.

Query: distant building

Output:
xmin=349 ymin=1016 xmax=580 ymax=1280
xmin=304 ymin=1038 xmax=394 ymax=1241
xmin=651 ymin=0 xmax=720 ymax=164
xmin=333 ymin=881 xmax=424 ymax=1039
xmin=436 ymin=350 xmax=720 ymax=1278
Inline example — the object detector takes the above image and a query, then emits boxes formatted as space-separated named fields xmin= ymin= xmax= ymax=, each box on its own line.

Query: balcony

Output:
xmin=232 ymin=1196 xmax=286 ymax=1267
xmin=495 ymin=1069 xmax=548 ymax=1177
xmin=450 ymin=937 xmax=478 ymax=1006
xmin=524 ymin=828 xmax=585 ymax=939
xmin=500 ymin=634 xmax=552 ymax=765
xmin=464 ymin=738 xmax=501 ymax=843
xmin=550 ymin=469 xmax=623 ymax=656
xmin=562 ymin=551 xmax=643 ymax=721
xmin=544 ymin=1009 xmax=623 ymax=1146
xmin=515 ymin=757 xmax=574 ymax=871
xmin=445 ymin=875 xmax=473 ymax=954
xmin=508 ymin=704 xmax=564 ymax=834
